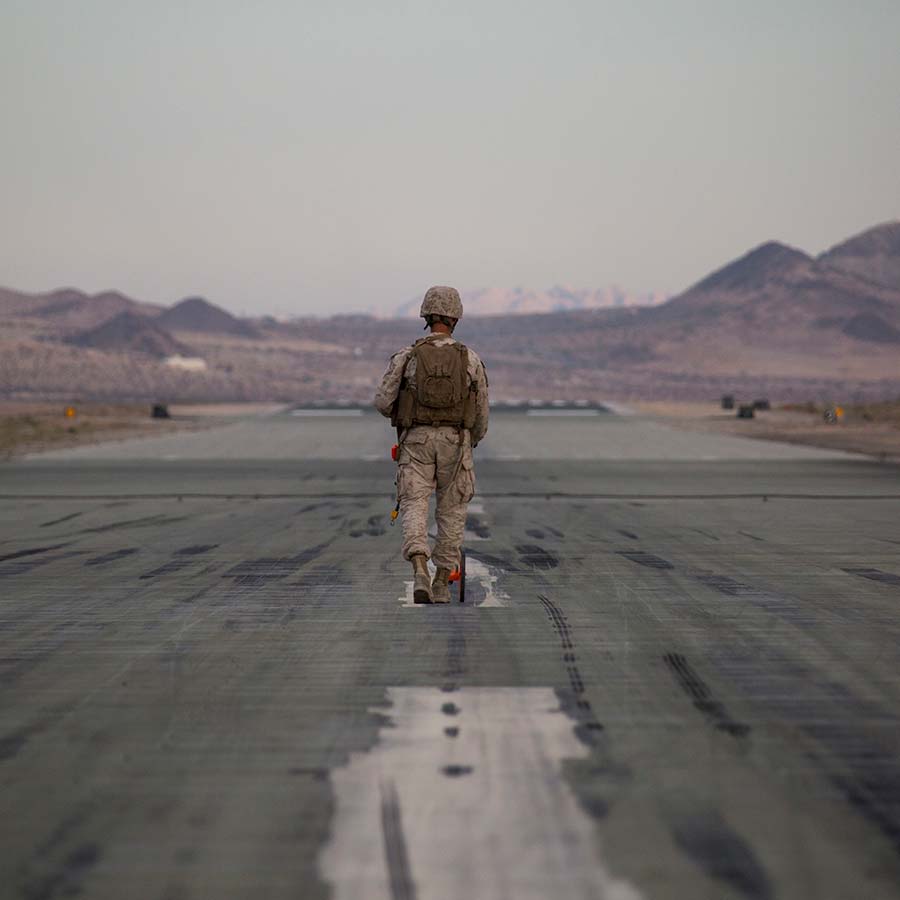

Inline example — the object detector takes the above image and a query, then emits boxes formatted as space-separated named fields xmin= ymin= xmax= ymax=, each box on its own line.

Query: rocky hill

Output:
xmin=658 ymin=230 xmax=900 ymax=350
xmin=66 ymin=311 xmax=192 ymax=359
xmin=818 ymin=221 xmax=900 ymax=291
xmin=157 ymin=296 xmax=259 ymax=337
xmin=0 ymin=287 xmax=163 ymax=331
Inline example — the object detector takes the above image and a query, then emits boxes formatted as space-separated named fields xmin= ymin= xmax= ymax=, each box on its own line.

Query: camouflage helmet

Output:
xmin=419 ymin=286 xmax=463 ymax=321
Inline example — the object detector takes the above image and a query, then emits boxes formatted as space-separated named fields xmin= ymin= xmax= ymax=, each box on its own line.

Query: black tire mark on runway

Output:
xmin=540 ymin=594 xmax=630 ymax=824
xmin=140 ymin=547 xmax=217 ymax=580
xmin=0 ymin=550 xmax=84 ymax=578
xmin=79 ymin=514 xmax=189 ymax=534
xmin=84 ymin=547 xmax=139 ymax=567
xmin=295 ymin=501 xmax=331 ymax=515
xmin=739 ymin=530 xmax=765 ymax=542
xmin=138 ymin=559 xmax=194 ymax=579
xmin=467 ymin=549 xmax=521 ymax=572
xmin=221 ymin=541 xmax=331 ymax=585
xmin=693 ymin=572 xmax=817 ymax=627
xmin=380 ymin=780 xmax=417 ymax=900
xmin=663 ymin=654 xmax=750 ymax=738
xmin=0 ymin=730 xmax=29 ymax=760
xmin=711 ymin=648 xmax=900 ymax=857
xmin=21 ymin=841 xmax=101 ymax=900
xmin=539 ymin=595 xmax=600 ymax=723
xmin=444 ymin=619 xmax=466 ymax=688
xmin=616 ymin=529 xmax=639 ymax=540
xmin=616 ymin=550 xmax=673 ymax=570
xmin=176 ymin=544 xmax=218 ymax=556
xmin=349 ymin=515 xmax=387 ymax=538
xmin=467 ymin=515 xmax=491 ymax=538
xmin=39 ymin=512 xmax=83 ymax=528
xmin=843 ymin=567 xmax=900 ymax=587
xmin=663 ymin=805 xmax=772 ymax=900
xmin=517 ymin=545 xmax=559 ymax=569
xmin=0 ymin=544 xmax=69 ymax=563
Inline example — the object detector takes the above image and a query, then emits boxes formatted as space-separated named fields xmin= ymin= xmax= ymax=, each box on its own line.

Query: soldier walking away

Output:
xmin=375 ymin=286 xmax=489 ymax=604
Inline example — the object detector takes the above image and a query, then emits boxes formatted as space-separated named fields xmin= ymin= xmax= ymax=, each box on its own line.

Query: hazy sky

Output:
xmin=2 ymin=0 xmax=898 ymax=316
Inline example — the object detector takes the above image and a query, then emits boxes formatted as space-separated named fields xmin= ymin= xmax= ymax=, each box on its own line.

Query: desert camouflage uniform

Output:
xmin=375 ymin=335 xmax=489 ymax=569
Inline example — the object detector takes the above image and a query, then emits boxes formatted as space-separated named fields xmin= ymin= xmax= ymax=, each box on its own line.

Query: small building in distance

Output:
xmin=163 ymin=355 xmax=208 ymax=372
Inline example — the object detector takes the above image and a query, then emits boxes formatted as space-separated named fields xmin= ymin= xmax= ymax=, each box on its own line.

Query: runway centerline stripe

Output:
xmin=319 ymin=688 xmax=643 ymax=900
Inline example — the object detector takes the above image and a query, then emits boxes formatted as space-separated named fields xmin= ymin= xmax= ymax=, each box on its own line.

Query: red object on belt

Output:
xmin=391 ymin=444 xmax=399 ymax=461
xmin=448 ymin=569 xmax=461 ymax=582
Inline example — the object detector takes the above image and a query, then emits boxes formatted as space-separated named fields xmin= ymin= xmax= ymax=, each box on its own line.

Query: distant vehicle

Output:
xmin=737 ymin=404 xmax=755 ymax=419
xmin=753 ymin=398 xmax=771 ymax=410
xmin=151 ymin=403 xmax=170 ymax=419
xmin=721 ymin=394 xmax=735 ymax=410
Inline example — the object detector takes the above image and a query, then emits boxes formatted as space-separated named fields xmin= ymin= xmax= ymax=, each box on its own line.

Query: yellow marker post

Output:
xmin=64 ymin=406 xmax=77 ymax=419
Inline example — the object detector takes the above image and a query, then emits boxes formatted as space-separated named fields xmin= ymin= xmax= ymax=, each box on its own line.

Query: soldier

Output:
xmin=375 ymin=286 xmax=489 ymax=604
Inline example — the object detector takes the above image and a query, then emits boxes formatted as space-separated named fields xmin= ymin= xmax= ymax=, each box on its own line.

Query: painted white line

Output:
xmin=291 ymin=408 xmax=364 ymax=416
xmin=398 ymin=578 xmax=418 ymax=608
xmin=601 ymin=401 xmax=635 ymax=416
xmin=466 ymin=556 xmax=508 ymax=607
xmin=526 ymin=409 xmax=601 ymax=416
xmin=320 ymin=687 xmax=642 ymax=900
xmin=398 ymin=557 xmax=507 ymax=608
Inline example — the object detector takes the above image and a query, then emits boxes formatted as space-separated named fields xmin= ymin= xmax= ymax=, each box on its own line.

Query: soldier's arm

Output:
xmin=470 ymin=358 xmax=489 ymax=446
xmin=373 ymin=349 xmax=411 ymax=418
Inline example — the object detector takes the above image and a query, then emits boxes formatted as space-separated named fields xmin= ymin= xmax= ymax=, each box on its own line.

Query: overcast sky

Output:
xmin=2 ymin=0 xmax=898 ymax=316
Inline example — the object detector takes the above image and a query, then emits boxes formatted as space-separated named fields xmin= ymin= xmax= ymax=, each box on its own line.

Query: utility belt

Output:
xmin=407 ymin=420 xmax=465 ymax=430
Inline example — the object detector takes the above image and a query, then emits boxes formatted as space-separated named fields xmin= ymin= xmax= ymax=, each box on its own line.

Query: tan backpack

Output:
xmin=393 ymin=338 xmax=476 ymax=429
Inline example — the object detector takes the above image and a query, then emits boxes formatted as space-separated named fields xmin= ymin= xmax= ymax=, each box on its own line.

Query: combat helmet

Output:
xmin=420 ymin=286 xmax=463 ymax=322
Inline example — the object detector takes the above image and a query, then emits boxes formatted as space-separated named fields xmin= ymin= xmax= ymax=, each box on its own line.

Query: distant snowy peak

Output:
xmin=389 ymin=285 xmax=667 ymax=318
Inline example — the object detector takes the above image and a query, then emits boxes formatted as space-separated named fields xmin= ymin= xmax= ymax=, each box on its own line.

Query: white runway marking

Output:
xmin=465 ymin=556 xmax=508 ymax=607
xmin=398 ymin=558 xmax=507 ymax=608
xmin=291 ymin=408 xmax=364 ymax=416
xmin=401 ymin=497 xmax=503 ymax=607
xmin=526 ymin=409 xmax=601 ymax=416
xmin=320 ymin=687 xmax=642 ymax=900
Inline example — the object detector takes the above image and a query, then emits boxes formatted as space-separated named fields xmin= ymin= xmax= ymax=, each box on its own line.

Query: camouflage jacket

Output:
xmin=374 ymin=334 xmax=489 ymax=446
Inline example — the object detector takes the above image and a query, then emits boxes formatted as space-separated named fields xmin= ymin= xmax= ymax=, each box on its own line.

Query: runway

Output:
xmin=1 ymin=408 xmax=899 ymax=899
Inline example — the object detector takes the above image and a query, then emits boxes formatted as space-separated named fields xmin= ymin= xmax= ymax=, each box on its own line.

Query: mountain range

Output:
xmin=1 ymin=220 xmax=899 ymax=403
xmin=389 ymin=284 xmax=667 ymax=318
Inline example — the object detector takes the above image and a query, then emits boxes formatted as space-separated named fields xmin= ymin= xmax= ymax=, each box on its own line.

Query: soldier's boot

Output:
xmin=431 ymin=567 xmax=453 ymax=604
xmin=411 ymin=554 xmax=433 ymax=604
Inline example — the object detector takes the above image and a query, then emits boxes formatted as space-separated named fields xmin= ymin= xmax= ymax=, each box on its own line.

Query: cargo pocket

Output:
xmin=398 ymin=461 xmax=433 ymax=501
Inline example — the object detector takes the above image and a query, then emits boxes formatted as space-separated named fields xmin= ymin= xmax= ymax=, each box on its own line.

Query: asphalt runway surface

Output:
xmin=2 ymin=408 xmax=899 ymax=899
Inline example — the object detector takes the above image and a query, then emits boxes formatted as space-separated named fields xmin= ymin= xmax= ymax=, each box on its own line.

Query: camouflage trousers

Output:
xmin=396 ymin=426 xmax=476 ymax=570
